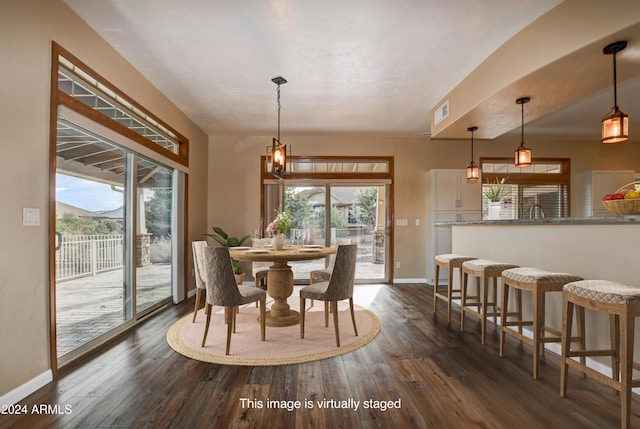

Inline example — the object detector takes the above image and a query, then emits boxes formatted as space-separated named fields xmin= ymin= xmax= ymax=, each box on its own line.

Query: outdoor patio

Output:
xmin=56 ymin=256 xmax=384 ymax=356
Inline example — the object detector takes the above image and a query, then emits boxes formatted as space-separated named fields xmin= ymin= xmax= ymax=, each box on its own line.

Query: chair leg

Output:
xmin=500 ymin=282 xmax=509 ymax=357
xmin=201 ymin=303 xmax=212 ymax=347
xmin=481 ymin=275 xmax=488 ymax=345
xmin=447 ymin=264 xmax=455 ymax=323
xmin=324 ymin=301 xmax=329 ymax=327
xmin=620 ymin=307 xmax=634 ymax=429
xmin=611 ymin=313 xmax=620 ymax=393
xmin=332 ymin=301 xmax=340 ymax=347
xmin=433 ymin=263 xmax=440 ymax=314
xmin=532 ymin=288 xmax=544 ymax=380
xmin=349 ymin=297 xmax=358 ymax=337
xmin=192 ymin=288 xmax=202 ymax=323
xmin=309 ymin=276 xmax=315 ymax=308
xmin=300 ymin=297 xmax=306 ymax=339
xmin=260 ymin=297 xmax=266 ymax=342
xmin=225 ymin=318 xmax=233 ymax=355
xmin=232 ymin=306 xmax=237 ymax=333
xmin=560 ymin=295 xmax=573 ymax=397
xmin=460 ymin=271 xmax=468 ymax=331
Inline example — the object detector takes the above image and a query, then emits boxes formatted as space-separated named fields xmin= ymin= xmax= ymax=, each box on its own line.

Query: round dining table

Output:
xmin=229 ymin=245 xmax=336 ymax=327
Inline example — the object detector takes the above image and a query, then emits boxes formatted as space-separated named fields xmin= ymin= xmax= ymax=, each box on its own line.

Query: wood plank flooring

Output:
xmin=1 ymin=284 xmax=638 ymax=428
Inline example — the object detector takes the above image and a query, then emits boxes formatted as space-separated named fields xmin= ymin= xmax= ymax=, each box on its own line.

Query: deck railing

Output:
xmin=56 ymin=234 xmax=124 ymax=281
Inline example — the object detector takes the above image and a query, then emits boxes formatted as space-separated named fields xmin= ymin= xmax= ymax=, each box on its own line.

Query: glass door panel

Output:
xmin=55 ymin=125 xmax=129 ymax=359
xmin=284 ymin=186 xmax=326 ymax=281
xmin=135 ymin=158 xmax=173 ymax=314
xmin=279 ymin=184 xmax=389 ymax=282
xmin=329 ymin=185 xmax=386 ymax=281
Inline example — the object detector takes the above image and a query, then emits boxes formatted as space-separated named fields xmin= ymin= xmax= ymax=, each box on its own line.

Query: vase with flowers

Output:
xmin=266 ymin=210 xmax=294 ymax=250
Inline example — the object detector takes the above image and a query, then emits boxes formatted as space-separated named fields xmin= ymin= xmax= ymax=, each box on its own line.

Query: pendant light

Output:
xmin=601 ymin=41 xmax=628 ymax=144
xmin=269 ymin=76 xmax=288 ymax=179
xmin=466 ymin=126 xmax=479 ymax=181
xmin=514 ymin=97 xmax=532 ymax=167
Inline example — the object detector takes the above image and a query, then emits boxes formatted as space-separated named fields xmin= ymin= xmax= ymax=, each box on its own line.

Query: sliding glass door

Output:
xmin=55 ymin=120 xmax=174 ymax=363
xmin=135 ymin=158 xmax=173 ymax=314
xmin=329 ymin=185 xmax=386 ymax=281
xmin=278 ymin=183 xmax=389 ymax=283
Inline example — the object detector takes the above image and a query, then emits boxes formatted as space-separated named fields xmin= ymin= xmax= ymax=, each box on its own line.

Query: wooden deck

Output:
xmin=2 ymin=284 xmax=638 ymax=428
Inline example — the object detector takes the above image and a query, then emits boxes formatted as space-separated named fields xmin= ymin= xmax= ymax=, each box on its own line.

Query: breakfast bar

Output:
xmin=443 ymin=216 xmax=640 ymax=371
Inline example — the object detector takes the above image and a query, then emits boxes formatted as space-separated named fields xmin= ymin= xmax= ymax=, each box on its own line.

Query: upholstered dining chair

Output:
xmin=202 ymin=246 xmax=266 ymax=355
xmin=309 ymin=238 xmax=352 ymax=285
xmin=299 ymin=243 xmax=358 ymax=347
xmin=191 ymin=240 xmax=208 ymax=323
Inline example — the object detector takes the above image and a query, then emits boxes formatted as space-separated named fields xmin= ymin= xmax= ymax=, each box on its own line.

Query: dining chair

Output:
xmin=299 ymin=243 xmax=358 ymax=347
xmin=202 ymin=246 xmax=266 ymax=354
xmin=309 ymin=238 xmax=352 ymax=284
xmin=191 ymin=240 xmax=208 ymax=323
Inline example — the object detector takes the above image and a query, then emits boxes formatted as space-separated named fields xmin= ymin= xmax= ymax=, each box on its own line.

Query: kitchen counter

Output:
xmin=436 ymin=215 xmax=640 ymax=226
xmin=449 ymin=220 xmax=640 ymax=376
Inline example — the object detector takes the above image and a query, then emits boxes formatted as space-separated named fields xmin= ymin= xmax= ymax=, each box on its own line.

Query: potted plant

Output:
xmin=483 ymin=178 xmax=507 ymax=220
xmin=205 ymin=227 xmax=250 ymax=284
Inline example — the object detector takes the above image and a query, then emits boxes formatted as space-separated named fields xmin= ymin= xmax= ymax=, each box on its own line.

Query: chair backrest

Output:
xmin=192 ymin=241 xmax=208 ymax=289
xmin=204 ymin=246 xmax=243 ymax=307
xmin=327 ymin=238 xmax=352 ymax=270
xmin=251 ymin=238 xmax=272 ymax=269
xmin=324 ymin=244 xmax=358 ymax=301
xmin=252 ymin=237 xmax=271 ymax=247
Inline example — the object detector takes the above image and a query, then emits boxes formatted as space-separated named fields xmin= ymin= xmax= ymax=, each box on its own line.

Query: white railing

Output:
xmin=56 ymin=234 xmax=124 ymax=282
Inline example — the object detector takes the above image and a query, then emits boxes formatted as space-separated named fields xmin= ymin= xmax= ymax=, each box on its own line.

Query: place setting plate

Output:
xmin=298 ymin=248 xmax=322 ymax=253
xmin=245 ymin=249 xmax=270 ymax=254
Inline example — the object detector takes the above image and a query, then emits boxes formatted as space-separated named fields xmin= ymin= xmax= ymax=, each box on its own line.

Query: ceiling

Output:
xmin=63 ymin=0 xmax=640 ymax=143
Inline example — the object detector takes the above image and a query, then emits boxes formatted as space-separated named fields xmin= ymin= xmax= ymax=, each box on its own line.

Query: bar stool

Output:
xmin=461 ymin=259 xmax=519 ymax=345
xmin=434 ymin=254 xmax=476 ymax=323
xmin=561 ymin=280 xmax=640 ymax=429
xmin=500 ymin=267 xmax=583 ymax=379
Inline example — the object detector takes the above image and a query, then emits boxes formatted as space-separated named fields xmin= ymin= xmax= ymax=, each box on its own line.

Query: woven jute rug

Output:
xmin=167 ymin=298 xmax=380 ymax=366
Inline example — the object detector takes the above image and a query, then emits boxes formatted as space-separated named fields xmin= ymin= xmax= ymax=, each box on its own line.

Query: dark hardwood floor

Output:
xmin=1 ymin=284 xmax=638 ymax=428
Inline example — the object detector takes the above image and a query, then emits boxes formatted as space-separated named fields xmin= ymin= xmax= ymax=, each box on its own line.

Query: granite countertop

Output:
xmin=437 ymin=216 xmax=640 ymax=226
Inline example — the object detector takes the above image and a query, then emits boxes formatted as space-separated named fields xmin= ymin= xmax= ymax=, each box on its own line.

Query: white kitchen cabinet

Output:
xmin=576 ymin=170 xmax=634 ymax=217
xmin=431 ymin=169 xmax=482 ymax=211
xmin=426 ymin=169 xmax=481 ymax=284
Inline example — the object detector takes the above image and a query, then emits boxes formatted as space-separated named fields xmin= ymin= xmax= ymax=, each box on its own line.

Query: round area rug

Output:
xmin=167 ymin=299 xmax=380 ymax=366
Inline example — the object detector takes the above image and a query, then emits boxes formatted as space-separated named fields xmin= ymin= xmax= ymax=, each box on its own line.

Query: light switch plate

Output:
xmin=23 ymin=208 xmax=40 ymax=226
xmin=396 ymin=218 xmax=408 ymax=226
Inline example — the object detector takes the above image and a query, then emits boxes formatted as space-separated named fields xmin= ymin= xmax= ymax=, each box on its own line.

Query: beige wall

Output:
xmin=2 ymin=0 xmax=640 ymax=405
xmin=207 ymin=132 xmax=640 ymax=281
xmin=0 ymin=0 xmax=208 ymax=399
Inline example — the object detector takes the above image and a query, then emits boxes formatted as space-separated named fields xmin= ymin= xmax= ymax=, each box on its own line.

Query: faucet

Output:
xmin=529 ymin=204 xmax=546 ymax=219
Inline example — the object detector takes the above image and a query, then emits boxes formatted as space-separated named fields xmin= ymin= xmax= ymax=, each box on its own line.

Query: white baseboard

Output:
xmin=392 ymin=278 xmax=428 ymax=284
xmin=0 ymin=370 xmax=53 ymax=407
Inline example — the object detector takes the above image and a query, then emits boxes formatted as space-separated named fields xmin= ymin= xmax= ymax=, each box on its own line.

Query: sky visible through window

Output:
xmin=56 ymin=173 xmax=123 ymax=212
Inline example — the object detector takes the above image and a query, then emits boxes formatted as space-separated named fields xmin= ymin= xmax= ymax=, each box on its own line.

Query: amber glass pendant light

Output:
xmin=601 ymin=41 xmax=628 ymax=144
xmin=514 ymin=97 xmax=532 ymax=167
xmin=466 ymin=126 xmax=479 ymax=181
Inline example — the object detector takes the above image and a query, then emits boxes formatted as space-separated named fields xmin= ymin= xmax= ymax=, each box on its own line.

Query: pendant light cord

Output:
xmin=470 ymin=130 xmax=474 ymax=160
xmin=521 ymin=102 xmax=525 ymax=143
xmin=276 ymin=83 xmax=281 ymax=141
xmin=612 ymin=51 xmax=618 ymax=110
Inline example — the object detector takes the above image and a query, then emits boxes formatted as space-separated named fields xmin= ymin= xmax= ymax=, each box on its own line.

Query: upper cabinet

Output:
xmin=430 ymin=169 xmax=482 ymax=212
xmin=576 ymin=170 xmax=635 ymax=217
